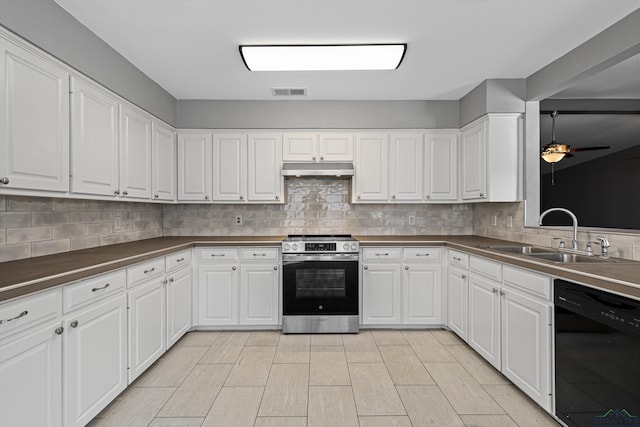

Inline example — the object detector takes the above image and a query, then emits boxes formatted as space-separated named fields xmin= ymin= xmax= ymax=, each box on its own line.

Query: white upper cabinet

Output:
xmin=461 ymin=114 xmax=521 ymax=202
xmin=151 ymin=121 xmax=176 ymax=201
xmin=353 ymin=133 xmax=389 ymax=202
xmin=247 ymin=132 xmax=283 ymax=202
xmin=283 ymin=132 xmax=353 ymax=162
xmin=389 ymin=133 xmax=423 ymax=201
xmin=119 ymin=105 xmax=152 ymax=199
xmin=425 ymin=132 xmax=458 ymax=201
xmin=0 ymin=37 xmax=69 ymax=193
xmin=70 ymin=77 xmax=119 ymax=197
xmin=212 ymin=133 xmax=246 ymax=201
xmin=177 ymin=133 xmax=212 ymax=201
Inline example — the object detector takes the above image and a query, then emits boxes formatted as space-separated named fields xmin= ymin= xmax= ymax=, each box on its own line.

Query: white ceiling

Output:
xmin=54 ymin=0 xmax=640 ymax=101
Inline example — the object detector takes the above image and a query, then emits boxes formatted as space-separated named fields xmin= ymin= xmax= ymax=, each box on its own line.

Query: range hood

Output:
xmin=281 ymin=162 xmax=355 ymax=177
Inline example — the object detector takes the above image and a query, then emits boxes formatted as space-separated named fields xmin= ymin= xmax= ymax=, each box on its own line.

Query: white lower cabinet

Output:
xmin=468 ymin=272 xmax=502 ymax=367
xmin=166 ymin=268 xmax=192 ymax=348
xmin=362 ymin=247 xmax=442 ymax=325
xmin=196 ymin=247 xmax=280 ymax=327
xmin=0 ymin=289 xmax=62 ymax=427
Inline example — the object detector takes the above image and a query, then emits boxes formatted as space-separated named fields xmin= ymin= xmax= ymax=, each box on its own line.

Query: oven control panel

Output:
xmin=282 ymin=239 xmax=359 ymax=254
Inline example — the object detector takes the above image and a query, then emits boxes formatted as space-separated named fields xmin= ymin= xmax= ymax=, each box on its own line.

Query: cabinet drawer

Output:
xmin=199 ymin=248 xmax=238 ymax=262
xmin=403 ymin=247 xmax=441 ymax=262
xmin=0 ymin=288 xmax=61 ymax=338
xmin=240 ymin=248 xmax=279 ymax=261
xmin=127 ymin=258 xmax=165 ymax=288
xmin=166 ymin=249 xmax=192 ymax=272
xmin=63 ymin=270 xmax=126 ymax=313
xmin=503 ymin=265 xmax=551 ymax=301
xmin=448 ymin=250 xmax=469 ymax=269
xmin=470 ymin=256 xmax=501 ymax=281
xmin=362 ymin=248 xmax=401 ymax=261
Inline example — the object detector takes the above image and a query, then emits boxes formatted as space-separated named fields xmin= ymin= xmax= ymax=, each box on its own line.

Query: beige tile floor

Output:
xmin=88 ymin=329 xmax=561 ymax=427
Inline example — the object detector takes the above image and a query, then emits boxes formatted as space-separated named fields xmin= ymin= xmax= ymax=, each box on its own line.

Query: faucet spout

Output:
xmin=539 ymin=207 xmax=579 ymax=250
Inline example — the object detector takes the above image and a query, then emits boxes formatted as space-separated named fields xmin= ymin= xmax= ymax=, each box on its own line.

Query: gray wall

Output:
xmin=177 ymin=100 xmax=459 ymax=129
xmin=0 ymin=0 xmax=177 ymax=126
xmin=459 ymin=79 xmax=526 ymax=127
xmin=526 ymin=8 xmax=640 ymax=101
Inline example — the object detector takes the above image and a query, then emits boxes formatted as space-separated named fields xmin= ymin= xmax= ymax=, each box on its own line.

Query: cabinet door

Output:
xmin=283 ymin=133 xmax=317 ymax=162
xmin=354 ymin=133 xmax=389 ymax=201
xmin=0 ymin=39 xmax=69 ymax=192
xmin=166 ymin=269 xmax=192 ymax=348
xmin=361 ymin=263 xmax=401 ymax=324
xmin=318 ymin=133 xmax=354 ymax=162
xmin=240 ymin=264 xmax=280 ymax=325
xmin=177 ymin=133 xmax=212 ymax=201
xmin=501 ymin=287 xmax=552 ymax=411
xmin=70 ymin=78 xmax=119 ymax=197
xmin=212 ymin=133 xmax=246 ymax=201
xmin=0 ymin=321 xmax=62 ymax=427
xmin=468 ymin=273 xmax=500 ymax=369
xmin=128 ymin=278 xmax=166 ymax=383
xmin=447 ymin=266 xmax=468 ymax=341
xmin=63 ymin=294 xmax=127 ymax=427
xmin=198 ymin=264 xmax=239 ymax=325
xmin=402 ymin=263 xmax=441 ymax=325
xmin=247 ymin=133 xmax=283 ymax=202
xmin=390 ymin=133 xmax=423 ymax=201
xmin=425 ymin=132 xmax=457 ymax=201
xmin=152 ymin=122 xmax=176 ymax=201
xmin=461 ymin=120 xmax=487 ymax=200
xmin=119 ymin=105 xmax=152 ymax=199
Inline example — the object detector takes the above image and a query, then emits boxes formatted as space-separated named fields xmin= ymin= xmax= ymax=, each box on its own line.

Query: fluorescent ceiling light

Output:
xmin=239 ymin=44 xmax=407 ymax=71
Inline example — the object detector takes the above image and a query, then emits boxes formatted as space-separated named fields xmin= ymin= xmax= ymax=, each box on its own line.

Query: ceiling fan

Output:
xmin=540 ymin=111 xmax=610 ymax=163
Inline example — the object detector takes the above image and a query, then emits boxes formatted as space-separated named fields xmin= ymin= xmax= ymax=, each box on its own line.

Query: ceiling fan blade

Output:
xmin=566 ymin=146 xmax=610 ymax=152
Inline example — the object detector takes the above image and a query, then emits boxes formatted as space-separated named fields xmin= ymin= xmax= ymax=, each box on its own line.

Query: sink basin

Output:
xmin=485 ymin=245 xmax=556 ymax=255
xmin=527 ymin=252 xmax=613 ymax=263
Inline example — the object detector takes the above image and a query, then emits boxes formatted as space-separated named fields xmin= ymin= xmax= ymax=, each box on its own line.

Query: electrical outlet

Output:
xmin=491 ymin=215 xmax=497 ymax=227
xmin=408 ymin=215 xmax=416 ymax=226
xmin=114 ymin=216 xmax=121 ymax=230
xmin=235 ymin=215 xmax=243 ymax=225
xmin=507 ymin=215 xmax=513 ymax=228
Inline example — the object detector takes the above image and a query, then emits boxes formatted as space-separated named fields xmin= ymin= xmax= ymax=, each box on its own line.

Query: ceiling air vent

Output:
xmin=272 ymin=88 xmax=307 ymax=96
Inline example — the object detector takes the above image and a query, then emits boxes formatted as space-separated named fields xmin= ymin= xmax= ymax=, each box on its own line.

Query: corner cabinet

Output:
xmin=0 ymin=37 xmax=70 ymax=193
xmin=461 ymin=113 xmax=522 ymax=202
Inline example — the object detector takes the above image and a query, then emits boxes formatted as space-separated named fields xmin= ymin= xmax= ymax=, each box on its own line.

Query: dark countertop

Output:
xmin=2 ymin=234 xmax=640 ymax=303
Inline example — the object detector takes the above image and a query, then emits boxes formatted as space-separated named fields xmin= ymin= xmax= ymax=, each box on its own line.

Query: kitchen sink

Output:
xmin=527 ymin=252 xmax=614 ymax=263
xmin=484 ymin=245 xmax=556 ymax=255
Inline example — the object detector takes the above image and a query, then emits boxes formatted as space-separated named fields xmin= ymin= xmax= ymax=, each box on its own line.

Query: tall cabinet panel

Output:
xmin=70 ymin=78 xmax=119 ymax=197
xmin=0 ymin=38 xmax=69 ymax=192
xmin=212 ymin=133 xmax=246 ymax=201
xmin=119 ymin=105 xmax=152 ymax=199
xmin=151 ymin=122 xmax=176 ymax=201
xmin=425 ymin=132 xmax=458 ymax=201
xmin=354 ymin=133 xmax=389 ymax=201
xmin=247 ymin=133 xmax=282 ymax=202
xmin=461 ymin=120 xmax=487 ymax=200
xmin=177 ymin=133 xmax=212 ymax=201
xmin=390 ymin=133 xmax=423 ymax=201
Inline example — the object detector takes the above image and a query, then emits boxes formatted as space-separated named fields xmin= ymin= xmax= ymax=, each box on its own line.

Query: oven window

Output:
xmin=296 ymin=269 xmax=346 ymax=298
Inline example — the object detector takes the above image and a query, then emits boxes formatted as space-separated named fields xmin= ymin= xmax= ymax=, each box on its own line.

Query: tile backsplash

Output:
xmin=163 ymin=178 xmax=474 ymax=237
xmin=0 ymin=195 xmax=162 ymax=262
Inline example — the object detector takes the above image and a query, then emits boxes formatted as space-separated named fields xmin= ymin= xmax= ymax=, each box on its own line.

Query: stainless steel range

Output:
xmin=282 ymin=235 xmax=359 ymax=333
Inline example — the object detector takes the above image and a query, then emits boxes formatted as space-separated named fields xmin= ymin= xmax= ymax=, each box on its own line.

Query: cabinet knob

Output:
xmin=0 ymin=177 xmax=9 ymax=185
xmin=363 ymin=265 xmax=368 ymax=270
xmin=205 ymin=195 xmax=210 ymax=200
xmin=426 ymin=194 xmax=430 ymax=200
xmin=114 ymin=189 xmax=120 ymax=195
xmin=492 ymin=288 xmax=498 ymax=294
xmin=312 ymin=156 xmax=316 ymax=161
xmin=169 ymin=278 xmax=174 ymax=283
xmin=232 ymin=266 xmax=237 ymax=270
xmin=404 ymin=265 xmax=409 ymax=270
xmin=273 ymin=266 xmax=278 ymax=270
xmin=357 ymin=195 xmax=361 ymax=200
xmin=163 ymin=279 xmax=168 ymax=284
xmin=122 ymin=191 xmax=128 ymax=196
xmin=480 ymin=193 xmax=485 ymax=198
xmin=240 ymin=195 xmax=244 ymax=200
xmin=275 ymin=195 xmax=280 ymax=200
xmin=70 ymin=320 xmax=79 ymax=328
xmin=392 ymin=195 xmax=396 ymax=199
xmin=320 ymin=156 xmax=324 ymax=161
xmin=500 ymin=290 xmax=505 ymax=296
xmin=55 ymin=327 xmax=64 ymax=335
xmin=154 ymin=194 xmax=159 ymax=199
xmin=461 ymin=274 xmax=466 ymax=279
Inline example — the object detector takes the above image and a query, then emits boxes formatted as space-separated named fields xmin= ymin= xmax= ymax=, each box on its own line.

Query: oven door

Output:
xmin=282 ymin=254 xmax=358 ymax=316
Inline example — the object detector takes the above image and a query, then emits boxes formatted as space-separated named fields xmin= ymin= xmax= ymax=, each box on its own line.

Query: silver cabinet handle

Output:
xmin=55 ymin=327 xmax=64 ymax=335
xmin=92 ymin=283 xmax=110 ymax=292
xmin=404 ymin=265 xmax=409 ymax=270
xmin=416 ymin=253 xmax=430 ymax=257
xmin=154 ymin=194 xmax=159 ymax=199
xmin=0 ymin=310 xmax=28 ymax=325
xmin=211 ymin=254 xmax=225 ymax=257
xmin=232 ymin=266 xmax=237 ymax=271
xmin=114 ymin=189 xmax=120 ymax=195
xmin=144 ymin=268 xmax=155 ymax=274
xmin=1 ymin=177 xmax=10 ymax=185
xmin=453 ymin=257 xmax=461 ymax=261
xmin=363 ymin=265 xmax=368 ymax=270
xmin=70 ymin=320 xmax=79 ymax=328
xmin=273 ymin=265 xmax=278 ymax=270
xmin=176 ymin=257 xmax=185 ymax=262
xmin=375 ymin=253 xmax=389 ymax=256
xmin=253 ymin=253 xmax=267 ymax=257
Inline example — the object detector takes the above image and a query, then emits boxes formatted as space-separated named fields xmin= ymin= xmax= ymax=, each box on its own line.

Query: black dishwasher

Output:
xmin=555 ymin=279 xmax=640 ymax=426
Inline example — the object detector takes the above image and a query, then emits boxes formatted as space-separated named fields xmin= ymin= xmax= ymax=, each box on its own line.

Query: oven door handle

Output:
xmin=282 ymin=254 xmax=359 ymax=263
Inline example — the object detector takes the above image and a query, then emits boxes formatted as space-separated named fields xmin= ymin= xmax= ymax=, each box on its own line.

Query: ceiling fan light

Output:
xmin=541 ymin=150 xmax=566 ymax=163
xmin=239 ymin=44 xmax=407 ymax=71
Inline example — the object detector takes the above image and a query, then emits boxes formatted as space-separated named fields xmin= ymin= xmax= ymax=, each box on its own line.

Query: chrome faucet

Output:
xmin=591 ymin=236 xmax=610 ymax=258
xmin=539 ymin=208 xmax=579 ymax=250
